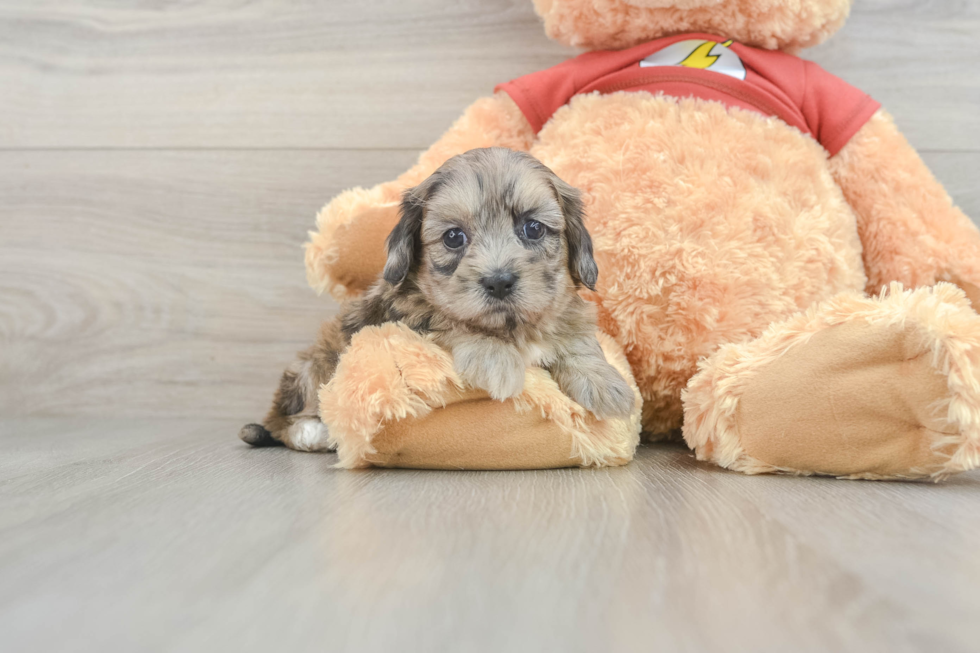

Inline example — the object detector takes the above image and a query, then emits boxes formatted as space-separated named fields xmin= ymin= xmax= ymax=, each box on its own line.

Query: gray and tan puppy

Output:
xmin=240 ymin=148 xmax=634 ymax=451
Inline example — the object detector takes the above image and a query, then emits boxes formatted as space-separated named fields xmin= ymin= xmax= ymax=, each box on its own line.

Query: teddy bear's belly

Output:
xmin=530 ymin=92 xmax=868 ymax=435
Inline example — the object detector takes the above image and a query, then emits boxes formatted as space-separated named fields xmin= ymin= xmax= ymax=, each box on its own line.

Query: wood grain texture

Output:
xmin=0 ymin=0 xmax=977 ymax=151
xmin=1 ymin=419 xmax=978 ymax=653
xmin=0 ymin=149 xmax=418 ymax=417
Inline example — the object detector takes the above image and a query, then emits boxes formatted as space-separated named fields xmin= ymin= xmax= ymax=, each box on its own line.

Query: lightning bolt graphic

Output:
xmin=679 ymin=39 xmax=734 ymax=69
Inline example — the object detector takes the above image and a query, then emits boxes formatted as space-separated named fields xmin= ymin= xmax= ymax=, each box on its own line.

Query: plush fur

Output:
xmin=683 ymin=283 xmax=980 ymax=481
xmin=528 ymin=92 xmax=867 ymax=435
xmin=532 ymin=0 xmax=852 ymax=52
xmin=829 ymin=110 xmax=980 ymax=295
xmin=297 ymin=0 xmax=980 ymax=478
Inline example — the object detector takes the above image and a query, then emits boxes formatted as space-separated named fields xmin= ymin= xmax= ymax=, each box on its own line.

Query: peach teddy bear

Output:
xmin=308 ymin=0 xmax=980 ymax=480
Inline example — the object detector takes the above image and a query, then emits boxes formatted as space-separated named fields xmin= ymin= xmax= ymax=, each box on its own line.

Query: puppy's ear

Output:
xmin=551 ymin=175 xmax=598 ymax=291
xmin=383 ymin=175 xmax=441 ymax=286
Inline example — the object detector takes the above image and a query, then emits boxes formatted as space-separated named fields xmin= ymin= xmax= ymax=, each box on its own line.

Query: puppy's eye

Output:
xmin=443 ymin=228 xmax=467 ymax=249
xmin=522 ymin=220 xmax=545 ymax=241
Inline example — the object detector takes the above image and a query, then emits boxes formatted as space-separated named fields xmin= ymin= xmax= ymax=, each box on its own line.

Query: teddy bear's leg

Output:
xmin=830 ymin=109 xmax=980 ymax=307
xmin=682 ymin=283 xmax=980 ymax=481
xmin=305 ymin=92 xmax=534 ymax=300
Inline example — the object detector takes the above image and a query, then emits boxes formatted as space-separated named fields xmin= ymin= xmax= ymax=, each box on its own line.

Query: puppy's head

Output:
xmin=383 ymin=148 xmax=597 ymax=331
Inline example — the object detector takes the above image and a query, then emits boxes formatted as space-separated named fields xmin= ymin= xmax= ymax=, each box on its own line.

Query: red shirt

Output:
xmin=496 ymin=34 xmax=880 ymax=156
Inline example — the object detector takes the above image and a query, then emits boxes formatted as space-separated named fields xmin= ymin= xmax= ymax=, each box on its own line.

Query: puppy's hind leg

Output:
xmin=239 ymin=361 xmax=333 ymax=451
xmin=239 ymin=320 xmax=343 ymax=452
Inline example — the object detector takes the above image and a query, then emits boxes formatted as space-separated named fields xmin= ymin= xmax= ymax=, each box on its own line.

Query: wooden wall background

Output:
xmin=2 ymin=0 xmax=978 ymax=419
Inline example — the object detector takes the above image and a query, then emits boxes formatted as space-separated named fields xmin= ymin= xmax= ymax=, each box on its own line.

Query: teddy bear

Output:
xmin=305 ymin=0 xmax=980 ymax=480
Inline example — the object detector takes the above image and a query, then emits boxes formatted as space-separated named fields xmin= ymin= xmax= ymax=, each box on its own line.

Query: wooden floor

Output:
xmin=1 ymin=1 xmax=979 ymax=651
xmin=3 ymin=420 xmax=980 ymax=653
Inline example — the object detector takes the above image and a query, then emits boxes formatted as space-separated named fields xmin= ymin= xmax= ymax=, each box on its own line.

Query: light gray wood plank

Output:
xmin=921 ymin=152 xmax=980 ymax=218
xmin=807 ymin=0 xmax=980 ymax=153
xmin=0 ymin=0 xmax=571 ymax=150
xmin=0 ymin=418 xmax=978 ymax=653
xmin=0 ymin=0 xmax=977 ymax=151
xmin=0 ymin=149 xmax=415 ymax=418
xmin=1 ymin=150 xmax=978 ymax=419
xmin=696 ymin=467 xmax=980 ymax=651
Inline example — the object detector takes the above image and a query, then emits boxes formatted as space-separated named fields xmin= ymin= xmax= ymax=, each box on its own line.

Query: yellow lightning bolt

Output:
xmin=678 ymin=39 xmax=734 ymax=69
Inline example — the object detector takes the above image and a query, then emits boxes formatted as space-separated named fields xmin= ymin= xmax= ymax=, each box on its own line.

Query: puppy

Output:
xmin=240 ymin=148 xmax=634 ymax=452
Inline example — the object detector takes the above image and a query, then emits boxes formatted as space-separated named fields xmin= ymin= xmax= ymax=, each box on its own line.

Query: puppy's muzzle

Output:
xmin=481 ymin=271 xmax=518 ymax=300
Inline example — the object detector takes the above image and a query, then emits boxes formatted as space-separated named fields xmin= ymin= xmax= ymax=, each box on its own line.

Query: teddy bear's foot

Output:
xmin=683 ymin=283 xmax=980 ymax=480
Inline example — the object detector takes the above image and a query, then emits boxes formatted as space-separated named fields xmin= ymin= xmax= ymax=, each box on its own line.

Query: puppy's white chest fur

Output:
xmin=520 ymin=341 xmax=555 ymax=368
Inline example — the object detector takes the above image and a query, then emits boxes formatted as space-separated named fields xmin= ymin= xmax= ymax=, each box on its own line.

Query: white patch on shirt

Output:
xmin=639 ymin=39 xmax=746 ymax=81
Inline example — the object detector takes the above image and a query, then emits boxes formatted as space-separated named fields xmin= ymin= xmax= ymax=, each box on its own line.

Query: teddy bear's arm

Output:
xmin=305 ymin=92 xmax=535 ymax=300
xmin=829 ymin=109 xmax=980 ymax=304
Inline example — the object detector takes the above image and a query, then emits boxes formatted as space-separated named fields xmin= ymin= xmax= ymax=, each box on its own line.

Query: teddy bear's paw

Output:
xmin=306 ymin=194 xmax=402 ymax=300
xmin=683 ymin=284 xmax=980 ymax=481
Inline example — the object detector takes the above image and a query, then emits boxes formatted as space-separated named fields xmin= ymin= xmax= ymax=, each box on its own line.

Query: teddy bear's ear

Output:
xmin=550 ymin=175 xmax=598 ymax=291
xmin=383 ymin=175 xmax=442 ymax=286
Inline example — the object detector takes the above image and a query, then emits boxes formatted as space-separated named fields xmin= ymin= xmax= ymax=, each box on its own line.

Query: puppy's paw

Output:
xmin=454 ymin=341 xmax=526 ymax=401
xmin=559 ymin=363 xmax=635 ymax=420
xmin=282 ymin=418 xmax=334 ymax=452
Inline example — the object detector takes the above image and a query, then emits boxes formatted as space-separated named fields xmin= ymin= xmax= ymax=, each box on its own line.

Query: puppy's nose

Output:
xmin=482 ymin=271 xmax=518 ymax=299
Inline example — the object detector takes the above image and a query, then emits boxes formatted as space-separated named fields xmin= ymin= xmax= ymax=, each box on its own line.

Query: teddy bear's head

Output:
xmin=533 ymin=0 xmax=852 ymax=52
